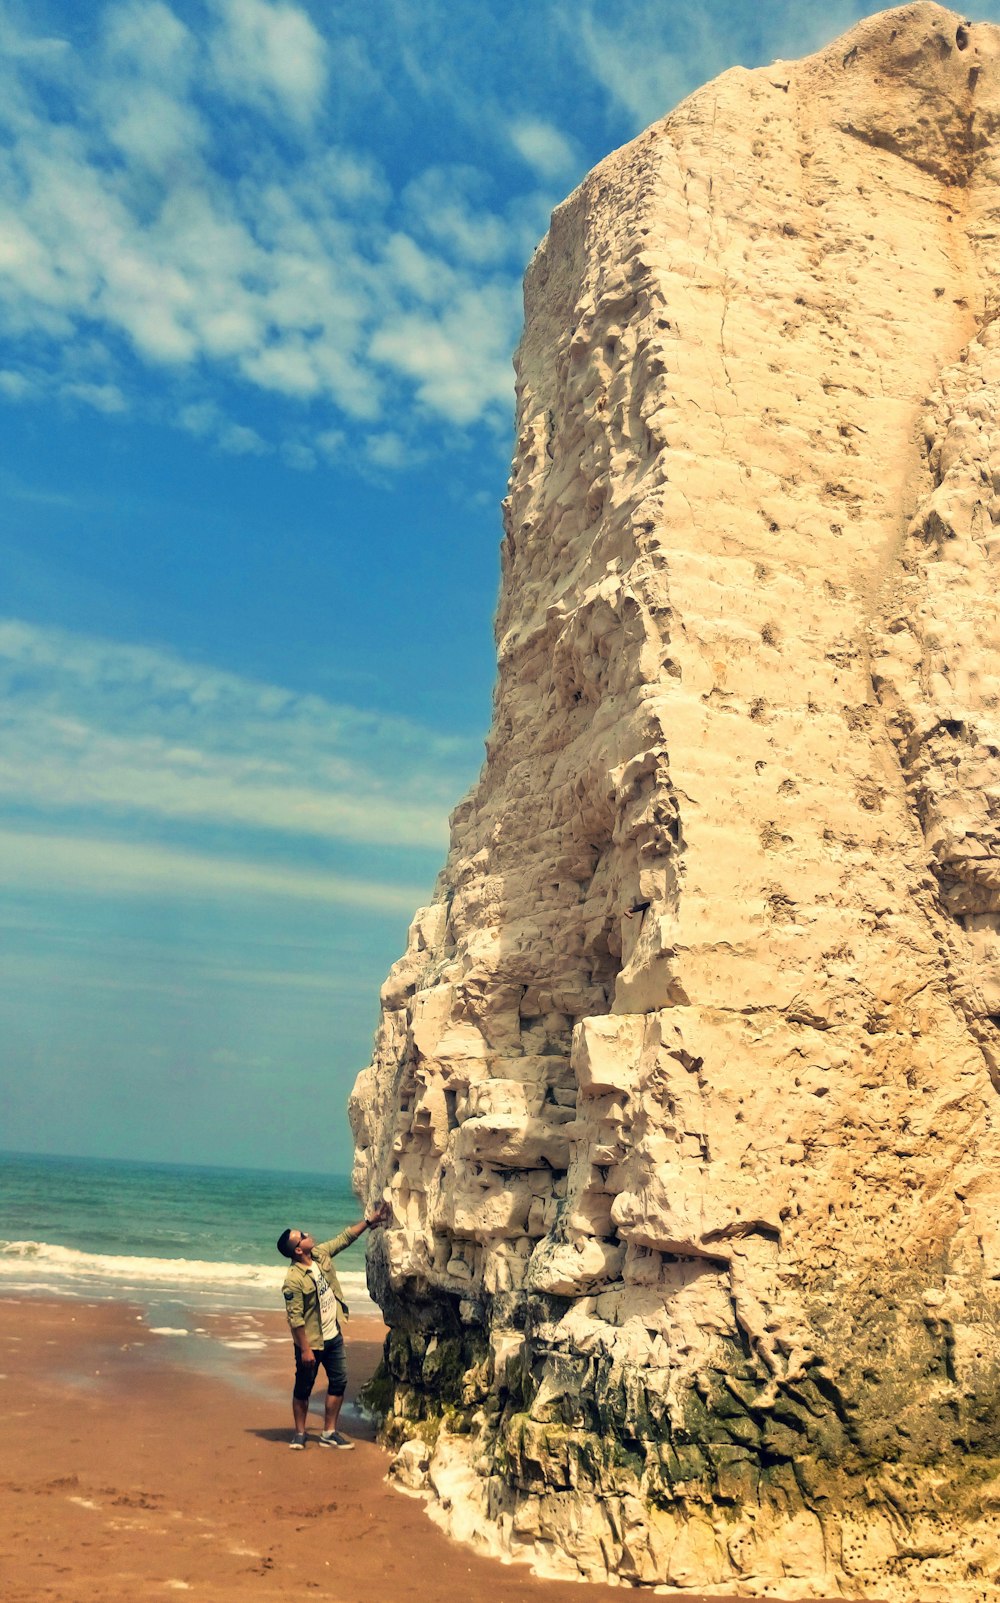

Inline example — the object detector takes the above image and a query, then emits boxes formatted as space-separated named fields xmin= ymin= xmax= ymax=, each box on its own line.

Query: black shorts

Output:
xmin=293 ymin=1333 xmax=347 ymax=1400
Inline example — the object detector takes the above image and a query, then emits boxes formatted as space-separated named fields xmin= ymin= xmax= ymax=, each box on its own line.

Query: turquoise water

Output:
xmin=0 ymin=1150 xmax=375 ymax=1315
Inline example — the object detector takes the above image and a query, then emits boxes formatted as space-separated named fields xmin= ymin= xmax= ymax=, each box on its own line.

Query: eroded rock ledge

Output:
xmin=350 ymin=7 xmax=1000 ymax=1597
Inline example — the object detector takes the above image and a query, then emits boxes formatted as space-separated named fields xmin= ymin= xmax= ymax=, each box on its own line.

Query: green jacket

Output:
xmin=281 ymin=1230 xmax=355 ymax=1348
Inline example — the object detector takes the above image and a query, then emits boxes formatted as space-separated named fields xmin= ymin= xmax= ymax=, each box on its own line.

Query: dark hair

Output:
xmin=276 ymin=1228 xmax=295 ymax=1259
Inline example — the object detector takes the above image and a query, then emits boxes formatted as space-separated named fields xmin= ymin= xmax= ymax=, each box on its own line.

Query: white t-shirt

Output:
xmin=309 ymin=1262 xmax=340 ymax=1341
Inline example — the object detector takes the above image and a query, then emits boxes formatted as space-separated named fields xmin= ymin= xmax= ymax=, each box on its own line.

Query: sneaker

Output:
xmin=319 ymin=1430 xmax=354 ymax=1450
xmin=288 ymin=1432 xmax=307 ymax=1450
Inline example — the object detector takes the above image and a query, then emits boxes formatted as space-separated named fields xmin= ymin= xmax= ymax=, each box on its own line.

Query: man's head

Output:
xmin=277 ymin=1228 xmax=314 ymax=1261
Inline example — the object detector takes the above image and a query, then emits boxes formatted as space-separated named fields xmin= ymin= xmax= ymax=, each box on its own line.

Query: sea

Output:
xmin=0 ymin=1150 xmax=377 ymax=1323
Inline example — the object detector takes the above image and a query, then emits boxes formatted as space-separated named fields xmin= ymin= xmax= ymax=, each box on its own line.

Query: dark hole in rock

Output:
xmin=956 ymin=24 xmax=970 ymax=50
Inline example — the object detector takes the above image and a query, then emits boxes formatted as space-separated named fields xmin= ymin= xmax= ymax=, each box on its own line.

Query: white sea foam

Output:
xmin=0 ymin=1238 xmax=281 ymax=1288
xmin=0 ymin=1238 xmax=377 ymax=1315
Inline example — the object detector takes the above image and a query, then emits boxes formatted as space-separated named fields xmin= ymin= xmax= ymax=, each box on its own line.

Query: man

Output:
xmin=276 ymin=1202 xmax=390 ymax=1450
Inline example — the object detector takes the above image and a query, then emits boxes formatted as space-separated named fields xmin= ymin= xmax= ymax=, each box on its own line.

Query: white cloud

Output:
xmin=508 ymin=117 xmax=576 ymax=181
xmin=178 ymin=398 xmax=221 ymax=435
xmin=240 ymin=340 xmax=321 ymax=398
xmin=281 ymin=438 xmax=316 ymax=470
xmin=0 ymin=2 xmax=529 ymax=457
xmin=103 ymin=85 xmax=207 ymax=169
xmin=0 ymin=618 xmax=476 ymax=852
xmin=98 ymin=1 xmax=203 ymax=167
xmin=315 ymin=426 xmax=346 ymax=460
xmin=363 ymin=431 xmax=424 ymax=472
xmin=0 ymin=828 xmax=425 ymax=912
xmin=218 ymin=420 xmax=268 ymax=454
xmin=380 ymin=232 xmax=454 ymax=304
xmin=370 ymin=280 xmax=521 ymax=425
xmin=177 ymin=397 xmax=267 ymax=453
xmin=62 ymin=380 xmax=127 ymax=413
xmin=319 ymin=148 xmax=390 ymax=211
xmin=104 ymin=0 xmax=194 ymax=80
xmin=209 ymin=0 xmax=329 ymax=123
xmin=403 ymin=168 xmax=510 ymax=267
xmin=0 ymin=368 xmax=36 ymax=400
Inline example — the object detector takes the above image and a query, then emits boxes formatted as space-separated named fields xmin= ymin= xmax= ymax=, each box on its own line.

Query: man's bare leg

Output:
xmin=323 ymin=1389 xmax=344 ymax=1434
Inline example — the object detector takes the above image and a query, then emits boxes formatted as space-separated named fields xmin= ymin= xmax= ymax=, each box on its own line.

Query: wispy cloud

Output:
xmin=508 ymin=118 xmax=577 ymax=182
xmin=61 ymin=380 xmax=127 ymax=414
xmin=0 ymin=944 xmax=392 ymax=1000
xmin=370 ymin=281 xmax=521 ymax=426
xmin=0 ymin=368 xmax=36 ymax=400
xmin=570 ymin=0 xmax=874 ymax=130
xmin=0 ymin=618 xmax=478 ymax=851
xmin=208 ymin=0 xmax=328 ymax=124
xmin=0 ymin=828 xmax=425 ymax=910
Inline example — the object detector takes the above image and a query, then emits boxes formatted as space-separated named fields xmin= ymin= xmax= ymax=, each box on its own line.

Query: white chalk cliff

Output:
xmin=350 ymin=7 xmax=1000 ymax=1597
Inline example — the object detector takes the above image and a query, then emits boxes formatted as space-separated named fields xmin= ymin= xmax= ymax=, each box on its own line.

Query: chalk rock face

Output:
xmin=351 ymin=7 xmax=1000 ymax=1598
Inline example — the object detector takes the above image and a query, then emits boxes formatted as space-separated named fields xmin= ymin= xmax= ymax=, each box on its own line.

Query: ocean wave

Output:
xmin=0 ymin=1238 xmax=376 ymax=1314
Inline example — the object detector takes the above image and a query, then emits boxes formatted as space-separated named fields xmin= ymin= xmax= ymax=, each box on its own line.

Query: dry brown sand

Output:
xmin=0 ymin=1296 xmax=832 ymax=1602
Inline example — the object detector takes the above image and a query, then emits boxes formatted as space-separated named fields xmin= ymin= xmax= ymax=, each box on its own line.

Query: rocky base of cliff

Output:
xmin=360 ymin=1277 xmax=1000 ymax=1600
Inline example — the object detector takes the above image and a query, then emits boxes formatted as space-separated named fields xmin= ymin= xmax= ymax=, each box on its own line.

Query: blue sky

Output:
xmin=0 ymin=0 xmax=981 ymax=1173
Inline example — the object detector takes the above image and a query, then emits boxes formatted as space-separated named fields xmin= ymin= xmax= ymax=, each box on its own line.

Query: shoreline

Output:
xmin=0 ymin=1293 xmax=835 ymax=1602
xmin=0 ymin=1241 xmax=377 ymax=1320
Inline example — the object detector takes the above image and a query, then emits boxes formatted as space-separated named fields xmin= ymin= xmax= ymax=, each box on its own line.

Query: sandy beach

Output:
xmin=0 ymin=1296 xmax=832 ymax=1603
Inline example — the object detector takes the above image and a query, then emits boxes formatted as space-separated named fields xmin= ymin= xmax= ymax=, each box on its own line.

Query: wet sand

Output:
xmin=0 ymin=1296 xmax=834 ymax=1602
